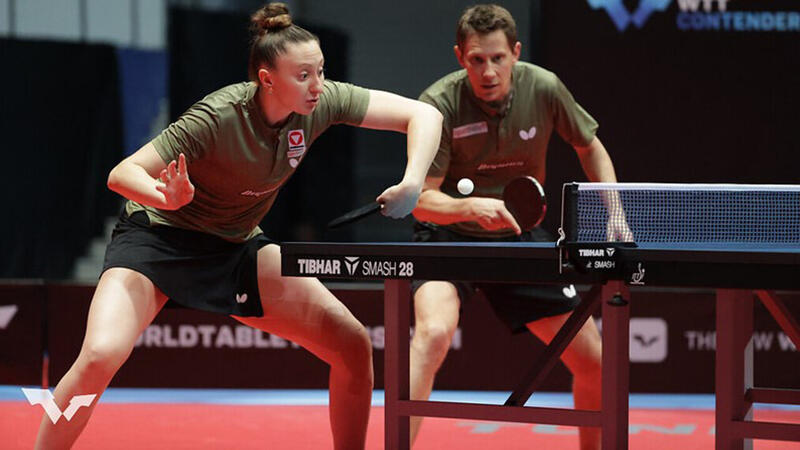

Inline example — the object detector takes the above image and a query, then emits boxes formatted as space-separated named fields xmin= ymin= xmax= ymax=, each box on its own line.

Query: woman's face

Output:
xmin=264 ymin=40 xmax=325 ymax=116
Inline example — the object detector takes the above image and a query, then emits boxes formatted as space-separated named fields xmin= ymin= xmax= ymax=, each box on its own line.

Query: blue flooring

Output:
xmin=3 ymin=385 xmax=800 ymax=410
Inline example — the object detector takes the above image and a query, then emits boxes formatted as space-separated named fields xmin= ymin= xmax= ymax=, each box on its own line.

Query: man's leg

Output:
xmin=409 ymin=281 xmax=461 ymax=444
xmin=527 ymin=312 xmax=602 ymax=450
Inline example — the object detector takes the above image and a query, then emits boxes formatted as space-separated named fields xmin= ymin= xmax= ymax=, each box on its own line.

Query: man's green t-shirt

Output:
xmin=126 ymin=80 xmax=369 ymax=242
xmin=419 ymin=61 xmax=598 ymax=237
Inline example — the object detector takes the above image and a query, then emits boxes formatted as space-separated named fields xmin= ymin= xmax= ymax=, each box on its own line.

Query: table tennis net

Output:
xmin=566 ymin=183 xmax=800 ymax=244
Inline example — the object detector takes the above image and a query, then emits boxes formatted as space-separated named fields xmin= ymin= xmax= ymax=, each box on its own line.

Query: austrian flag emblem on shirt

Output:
xmin=287 ymin=129 xmax=306 ymax=157
xmin=286 ymin=129 xmax=306 ymax=168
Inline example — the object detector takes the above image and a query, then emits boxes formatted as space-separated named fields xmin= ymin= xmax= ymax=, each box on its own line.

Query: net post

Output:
xmin=561 ymin=182 xmax=580 ymax=242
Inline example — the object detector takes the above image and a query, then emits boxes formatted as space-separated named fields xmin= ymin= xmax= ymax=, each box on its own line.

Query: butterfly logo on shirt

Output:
xmin=519 ymin=126 xmax=537 ymax=141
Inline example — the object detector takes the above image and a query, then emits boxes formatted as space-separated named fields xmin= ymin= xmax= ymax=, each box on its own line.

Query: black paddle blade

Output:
xmin=327 ymin=202 xmax=382 ymax=229
xmin=502 ymin=176 xmax=547 ymax=231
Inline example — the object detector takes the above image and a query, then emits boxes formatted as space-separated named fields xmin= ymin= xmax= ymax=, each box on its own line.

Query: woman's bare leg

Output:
xmin=234 ymin=244 xmax=374 ymax=450
xmin=34 ymin=268 xmax=167 ymax=449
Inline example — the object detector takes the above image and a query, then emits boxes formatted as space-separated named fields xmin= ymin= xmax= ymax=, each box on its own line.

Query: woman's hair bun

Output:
xmin=251 ymin=2 xmax=292 ymax=35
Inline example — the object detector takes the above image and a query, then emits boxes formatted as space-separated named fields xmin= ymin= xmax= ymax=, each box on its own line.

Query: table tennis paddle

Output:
xmin=503 ymin=176 xmax=547 ymax=231
xmin=327 ymin=176 xmax=546 ymax=230
xmin=327 ymin=201 xmax=382 ymax=229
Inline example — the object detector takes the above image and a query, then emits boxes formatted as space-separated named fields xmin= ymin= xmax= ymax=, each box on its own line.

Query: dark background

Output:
xmin=0 ymin=39 xmax=123 ymax=279
xmin=537 ymin=1 xmax=800 ymax=233
xmin=2 ymin=2 xmax=798 ymax=276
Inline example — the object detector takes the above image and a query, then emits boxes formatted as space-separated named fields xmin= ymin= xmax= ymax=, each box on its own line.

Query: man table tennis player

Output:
xmin=410 ymin=4 xmax=631 ymax=449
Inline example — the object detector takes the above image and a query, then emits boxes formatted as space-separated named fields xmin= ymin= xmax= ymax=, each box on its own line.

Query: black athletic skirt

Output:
xmin=102 ymin=210 xmax=274 ymax=317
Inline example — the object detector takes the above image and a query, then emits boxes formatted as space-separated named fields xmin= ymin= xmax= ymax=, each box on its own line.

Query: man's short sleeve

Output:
xmin=418 ymin=90 xmax=452 ymax=178
xmin=318 ymin=80 xmax=370 ymax=126
xmin=549 ymin=76 xmax=599 ymax=148
xmin=151 ymin=101 xmax=219 ymax=163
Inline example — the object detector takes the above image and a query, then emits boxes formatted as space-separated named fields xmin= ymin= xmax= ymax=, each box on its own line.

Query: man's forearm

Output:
xmin=412 ymin=190 xmax=474 ymax=224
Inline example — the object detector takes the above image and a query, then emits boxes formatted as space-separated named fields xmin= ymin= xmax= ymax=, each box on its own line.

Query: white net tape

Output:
xmin=573 ymin=183 xmax=800 ymax=244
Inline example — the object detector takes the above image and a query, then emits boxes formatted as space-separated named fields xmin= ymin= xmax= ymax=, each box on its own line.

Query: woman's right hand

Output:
xmin=155 ymin=153 xmax=195 ymax=210
xmin=376 ymin=180 xmax=423 ymax=219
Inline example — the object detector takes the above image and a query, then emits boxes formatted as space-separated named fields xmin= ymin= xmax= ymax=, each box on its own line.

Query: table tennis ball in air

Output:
xmin=457 ymin=178 xmax=474 ymax=195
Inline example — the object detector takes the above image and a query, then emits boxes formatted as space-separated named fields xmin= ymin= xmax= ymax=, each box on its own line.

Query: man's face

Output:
xmin=455 ymin=30 xmax=521 ymax=103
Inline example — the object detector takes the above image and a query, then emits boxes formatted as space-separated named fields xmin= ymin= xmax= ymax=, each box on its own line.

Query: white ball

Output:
xmin=457 ymin=177 xmax=474 ymax=195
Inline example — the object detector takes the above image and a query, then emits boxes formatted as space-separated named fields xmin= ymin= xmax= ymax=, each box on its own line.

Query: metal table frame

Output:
xmin=280 ymin=241 xmax=800 ymax=449
xmin=382 ymin=279 xmax=630 ymax=450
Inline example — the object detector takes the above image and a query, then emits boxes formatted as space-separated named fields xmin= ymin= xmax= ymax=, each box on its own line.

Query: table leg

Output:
xmin=601 ymin=281 xmax=630 ymax=450
xmin=716 ymin=289 xmax=754 ymax=450
xmin=384 ymin=279 xmax=411 ymax=450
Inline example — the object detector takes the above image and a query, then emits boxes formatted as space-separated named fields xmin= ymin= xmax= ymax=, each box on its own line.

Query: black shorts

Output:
xmin=411 ymin=222 xmax=581 ymax=334
xmin=102 ymin=210 xmax=274 ymax=317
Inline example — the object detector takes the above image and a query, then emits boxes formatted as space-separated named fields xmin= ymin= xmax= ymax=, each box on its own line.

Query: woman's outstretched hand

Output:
xmin=155 ymin=153 xmax=195 ymax=210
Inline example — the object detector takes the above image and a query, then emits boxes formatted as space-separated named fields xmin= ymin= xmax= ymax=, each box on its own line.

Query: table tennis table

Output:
xmin=280 ymin=183 xmax=800 ymax=449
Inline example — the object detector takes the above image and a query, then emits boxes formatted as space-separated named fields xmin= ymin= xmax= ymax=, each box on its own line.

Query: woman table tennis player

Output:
xmin=33 ymin=3 xmax=441 ymax=449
